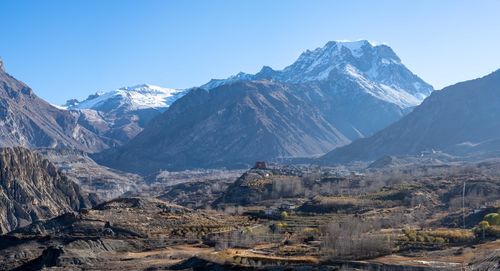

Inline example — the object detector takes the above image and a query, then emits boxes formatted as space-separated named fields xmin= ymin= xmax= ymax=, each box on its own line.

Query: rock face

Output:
xmin=213 ymin=169 xmax=280 ymax=206
xmin=96 ymin=41 xmax=433 ymax=173
xmin=37 ymin=148 xmax=143 ymax=201
xmin=65 ymin=84 xmax=187 ymax=145
xmin=0 ymin=62 xmax=112 ymax=152
xmin=320 ymin=69 xmax=500 ymax=164
xmin=0 ymin=147 xmax=92 ymax=233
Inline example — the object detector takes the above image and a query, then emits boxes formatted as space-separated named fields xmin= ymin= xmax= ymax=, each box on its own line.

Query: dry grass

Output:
xmin=371 ymin=240 xmax=500 ymax=267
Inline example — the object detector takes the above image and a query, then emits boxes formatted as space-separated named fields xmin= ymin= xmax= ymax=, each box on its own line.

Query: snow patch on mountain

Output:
xmin=65 ymin=84 xmax=187 ymax=111
xmin=51 ymin=104 xmax=68 ymax=110
xmin=343 ymin=64 xmax=421 ymax=108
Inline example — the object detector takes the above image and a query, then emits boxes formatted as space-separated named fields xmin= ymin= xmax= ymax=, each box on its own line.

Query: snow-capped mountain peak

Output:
xmin=65 ymin=84 xmax=187 ymax=112
xmin=61 ymin=84 xmax=189 ymax=144
xmin=200 ymin=40 xmax=433 ymax=108
xmin=120 ymin=84 xmax=176 ymax=95
xmin=297 ymin=40 xmax=372 ymax=63
xmin=336 ymin=40 xmax=371 ymax=55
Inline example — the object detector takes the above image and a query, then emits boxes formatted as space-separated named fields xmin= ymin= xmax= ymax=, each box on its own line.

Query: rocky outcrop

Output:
xmin=37 ymin=148 xmax=143 ymax=200
xmin=214 ymin=168 xmax=304 ymax=207
xmin=0 ymin=147 xmax=92 ymax=233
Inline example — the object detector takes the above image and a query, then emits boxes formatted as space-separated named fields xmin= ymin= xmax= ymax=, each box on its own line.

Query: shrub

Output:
xmin=434 ymin=237 xmax=445 ymax=243
xmin=474 ymin=220 xmax=500 ymax=238
xmin=276 ymin=222 xmax=287 ymax=229
xmin=402 ymin=228 xmax=417 ymax=242
xmin=281 ymin=211 xmax=289 ymax=219
xmin=478 ymin=220 xmax=490 ymax=229
xmin=401 ymin=228 xmax=474 ymax=244
xmin=484 ymin=213 xmax=500 ymax=226
xmin=426 ymin=229 xmax=474 ymax=243
xmin=486 ymin=226 xmax=500 ymax=237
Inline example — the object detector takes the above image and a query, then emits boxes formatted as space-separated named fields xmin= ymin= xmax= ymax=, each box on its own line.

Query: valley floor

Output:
xmin=1 ymin=161 xmax=499 ymax=270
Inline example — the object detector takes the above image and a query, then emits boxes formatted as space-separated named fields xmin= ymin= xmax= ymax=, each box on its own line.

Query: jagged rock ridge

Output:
xmin=203 ymin=40 xmax=433 ymax=108
xmin=0 ymin=147 xmax=92 ymax=233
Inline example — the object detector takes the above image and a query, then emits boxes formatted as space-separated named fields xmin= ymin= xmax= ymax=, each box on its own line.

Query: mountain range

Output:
xmin=203 ymin=40 xmax=432 ymax=108
xmin=95 ymin=40 xmax=434 ymax=173
xmin=3 ymin=41 xmax=498 ymax=174
xmin=320 ymin=69 xmax=500 ymax=164
xmin=63 ymin=84 xmax=187 ymax=144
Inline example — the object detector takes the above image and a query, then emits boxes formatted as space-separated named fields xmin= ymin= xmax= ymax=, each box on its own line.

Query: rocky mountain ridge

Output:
xmin=0 ymin=147 xmax=92 ymax=233
xmin=63 ymin=84 xmax=187 ymax=144
xmin=0 ymin=62 xmax=113 ymax=152
xmin=203 ymin=40 xmax=433 ymax=108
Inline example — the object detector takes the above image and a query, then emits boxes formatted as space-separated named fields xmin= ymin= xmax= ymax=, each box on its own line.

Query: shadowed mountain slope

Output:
xmin=320 ymin=69 xmax=500 ymax=164
xmin=0 ymin=60 xmax=112 ymax=152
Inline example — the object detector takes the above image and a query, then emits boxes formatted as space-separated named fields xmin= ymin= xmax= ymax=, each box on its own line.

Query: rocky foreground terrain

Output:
xmin=1 ymin=154 xmax=498 ymax=270
xmin=0 ymin=197 xmax=251 ymax=270
xmin=0 ymin=147 xmax=93 ymax=234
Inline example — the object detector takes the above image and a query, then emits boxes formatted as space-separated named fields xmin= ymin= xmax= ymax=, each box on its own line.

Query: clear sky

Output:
xmin=0 ymin=0 xmax=499 ymax=104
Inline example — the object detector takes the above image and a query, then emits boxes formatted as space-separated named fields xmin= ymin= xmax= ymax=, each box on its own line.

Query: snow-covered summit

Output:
xmin=298 ymin=40 xmax=375 ymax=62
xmin=61 ymin=84 xmax=188 ymax=145
xmin=65 ymin=84 xmax=187 ymax=112
xmin=201 ymin=40 xmax=433 ymax=108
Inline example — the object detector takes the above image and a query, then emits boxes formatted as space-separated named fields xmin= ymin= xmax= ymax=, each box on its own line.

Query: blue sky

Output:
xmin=0 ymin=0 xmax=499 ymax=104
